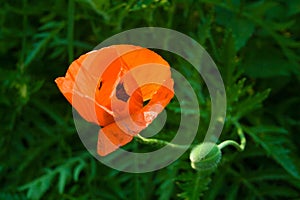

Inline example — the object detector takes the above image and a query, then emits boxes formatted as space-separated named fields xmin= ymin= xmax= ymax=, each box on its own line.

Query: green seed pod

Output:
xmin=189 ymin=142 xmax=222 ymax=172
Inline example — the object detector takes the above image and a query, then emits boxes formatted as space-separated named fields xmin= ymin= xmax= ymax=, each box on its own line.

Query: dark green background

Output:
xmin=1 ymin=0 xmax=300 ymax=199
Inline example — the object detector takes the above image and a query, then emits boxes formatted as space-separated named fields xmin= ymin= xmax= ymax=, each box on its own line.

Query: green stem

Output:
xmin=135 ymin=134 xmax=189 ymax=149
xmin=20 ymin=0 xmax=28 ymax=73
xmin=136 ymin=121 xmax=246 ymax=153
xmin=67 ymin=0 xmax=75 ymax=63
xmin=218 ymin=140 xmax=243 ymax=151
xmin=218 ymin=121 xmax=246 ymax=151
xmin=234 ymin=121 xmax=246 ymax=150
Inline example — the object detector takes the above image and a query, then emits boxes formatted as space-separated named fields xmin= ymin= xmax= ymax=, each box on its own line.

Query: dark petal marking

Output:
xmin=116 ymin=82 xmax=130 ymax=102
xmin=98 ymin=81 xmax=103 ymax=90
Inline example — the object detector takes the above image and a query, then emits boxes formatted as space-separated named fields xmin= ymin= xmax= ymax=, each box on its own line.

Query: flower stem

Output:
xmin=218 ymin=121 xmax=246 ymax=151
xmin=218 ymin=140 xmax=243 ymax=151
xmin=135 ymin=134 xmax=188 ymax=149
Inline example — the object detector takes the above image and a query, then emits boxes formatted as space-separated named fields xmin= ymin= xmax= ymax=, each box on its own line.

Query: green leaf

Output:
xmin=244 ymin=125 xmax=300 ymax=179
xmin=243 ymin=44 xmax=295 ymax=78
xmin=219 ymin=32 xmax=237 ymax=85
xmin=257 ymin=185 xmax=299 ymax=198
xmin=73 ymin=161 xmax=86 ymax=182
xmin=156 ymin=163 xmax=179 ymax=200
xmin=75 ymin=0 xmax=109 ymax=20
xmin=177 ymin=171 xmax=212 ymax=200
xmin=216 ymin=7 xmax=255 ymax=50
xmin=24 ymin=21 xmax=64 ymax=69
xmin=246 ymin=1 xmax=278 ymax=18
xmin=58 ymin=168 xmax=71 ymax=194
xmin=234 ymin=89 xmax=271 ymax=120
xmin=0 ymin=192 xmax=27 ymax=200
xmin=31 ymin=99 xmax=66 ymax=126
xmin=19 ymin=171 xmax=54 ymax=200
xmin=286 ymin=0 xmax=300 ymax=16
xmin=246 ymin=168 xmax=294 ymax=182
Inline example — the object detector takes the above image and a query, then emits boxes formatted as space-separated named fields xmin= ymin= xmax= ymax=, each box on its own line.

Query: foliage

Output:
xmin=1 ymin=0 xmax=300 ymax=199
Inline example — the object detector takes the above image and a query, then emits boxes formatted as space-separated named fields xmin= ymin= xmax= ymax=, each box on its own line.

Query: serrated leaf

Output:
xmin=156 ymin=163 xmax=179 ymax=200
xmin=24 ymin=22 xmax=64 ymax=68
xmin=225 ymin=183 xmax=239 ymax=200
xmin=244 ymin=125 xmax=300 ymax=179
xmin=177 ymin=171 xmax=212 ymax=200
xmin=73 ymin=161 xmax=86 ymax=182
xmin=286 ymin=0 xmax=300 ymax=16
xmin=258 ymin=185 xmax=299 ymax=198
xmin=31 ymin=80 xmax=44 ymax=94
xmin=0 ymin=192 xmax=27 ymax=200
xmin=246 ymin=1 xmax=278 ymax=18
xmin=75 ymin=0 xmax=109 ymax=20
xmin=246 ymin=169 xmax=292 ymax=182
xmin=58 ymin=168 xmax=71 ymax=194
xmin=216 ymin=8 xmax=255 ymax=50
xmin=234 ymin=89 xmax=270 ymax=120
xmin=19 ymin=172 xmax=54 ymax=200
xmin=226 ymin=78 xmax=247 ymax=103
xmin=243 ymin=45 xmax=294 ymax=78
xmin=32 ymin=99 xmax=65 ymax=126
xmin=271 ymin=20 xmax=295 ymax=31
xmin=88 ymin=158 xmax=97 ymax=183
xmin=219 ymin=32 xmax=237 ymax=84
xmin=0 ymin=69 xmax=17 ymax=81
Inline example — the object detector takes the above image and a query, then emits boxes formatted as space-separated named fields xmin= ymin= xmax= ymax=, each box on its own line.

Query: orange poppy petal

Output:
xmin=55 ymin=52 xmax=106 ymax=125
xmin=110 ymin=82 xmax=174 ymax=139
xmin=56 ymin=44 xmax=174 ymax=156
xmin=110 ymin=83 xmax=143 ymax=120
xmin=145 ymin=78 xmax=174 ymax=109
xmin=97 ymin=121 xmax=133 ymax=156
xmin=119 ymin=48 xmax=171 ymax=101
xmin=55 ymin=48 xmax=123 ymax=126
xmin=55 ymin=53 xmax=89 ymax=104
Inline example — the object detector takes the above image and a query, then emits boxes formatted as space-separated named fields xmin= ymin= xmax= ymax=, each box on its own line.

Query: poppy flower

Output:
xmin=55 ymin=45 xmax=174 ymax=156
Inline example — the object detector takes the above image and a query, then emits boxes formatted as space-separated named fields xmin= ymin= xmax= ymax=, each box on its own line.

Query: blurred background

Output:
xmin=0 ymin=0 xmax=300 ymax=199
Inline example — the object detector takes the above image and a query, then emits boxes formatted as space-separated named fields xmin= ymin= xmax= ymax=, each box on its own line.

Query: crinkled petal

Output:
xmin=97 ymin=122 xmax=133 ymax=156
xmin=119 ymin=48 xmax=171 ymax=101
xmin=55 ymin=45 xmax=174 ymax=156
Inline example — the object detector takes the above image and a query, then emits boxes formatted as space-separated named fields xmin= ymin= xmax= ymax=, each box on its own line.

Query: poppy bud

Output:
xmin=189 ymin=142 xmax=222 ymax=172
